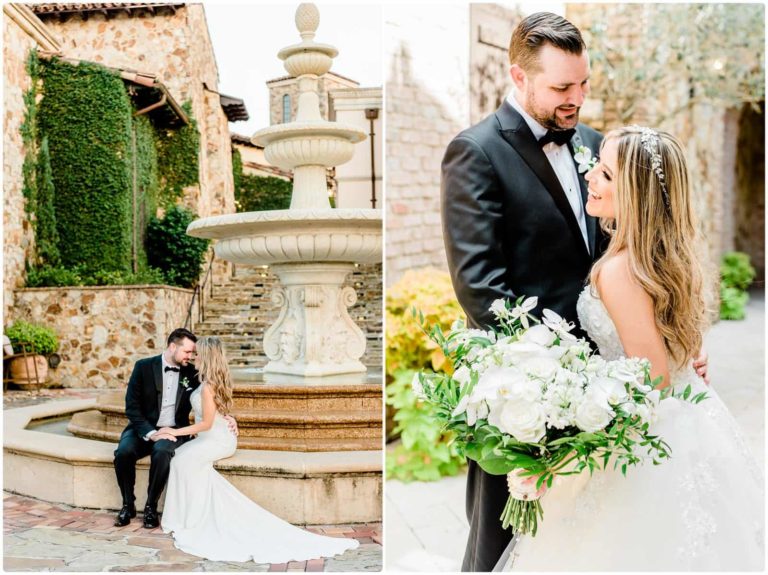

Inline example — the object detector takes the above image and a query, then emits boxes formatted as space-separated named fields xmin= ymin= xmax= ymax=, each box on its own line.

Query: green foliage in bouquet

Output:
xmin=6 ymin=320 xmax=59 ymax=356
xmin=719 ymin=251 xmax=755 ymax=320
xmin=146 ymin=206 xmax=210 ymax=288
xmin=385 ymin=268 xmax=466 ymax=482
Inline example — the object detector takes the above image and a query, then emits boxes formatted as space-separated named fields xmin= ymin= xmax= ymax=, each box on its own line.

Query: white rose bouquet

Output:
xmin=413 ymin=296 xmax=707 ymax=536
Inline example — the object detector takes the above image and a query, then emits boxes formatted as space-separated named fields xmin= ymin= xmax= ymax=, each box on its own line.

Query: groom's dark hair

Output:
xmin=167 ymin=328 xmax=197 ymax=347
xmin=509 ymin=12 xmax=586 ymax=72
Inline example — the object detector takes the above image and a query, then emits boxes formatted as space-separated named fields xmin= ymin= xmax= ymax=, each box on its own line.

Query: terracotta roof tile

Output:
xmin=30 ymin=3 xmax=183 ymax=16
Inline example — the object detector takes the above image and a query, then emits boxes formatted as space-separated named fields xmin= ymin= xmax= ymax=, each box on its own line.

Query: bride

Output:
xmin=499 ymin=126 xmax=764 ymax=571
xmin=155 ymin=336 xmax=359 ymax=563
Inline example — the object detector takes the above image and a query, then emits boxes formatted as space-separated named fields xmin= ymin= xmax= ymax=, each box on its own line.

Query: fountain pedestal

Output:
xmin=264 ymin=262 xmax=366 ymax=376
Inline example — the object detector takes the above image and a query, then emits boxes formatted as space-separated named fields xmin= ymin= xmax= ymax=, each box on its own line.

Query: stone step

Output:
xmin=70 ymin=410 xmax=381 ymax=451
xmin=98 ymin=385 xmax=383 ymax=413
xmin=84 ymin=383 xmax=384 ymax=451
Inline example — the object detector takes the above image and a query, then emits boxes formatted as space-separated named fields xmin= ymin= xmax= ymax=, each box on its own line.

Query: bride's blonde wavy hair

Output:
xmin=193 ymin=336 xmax=233 ymax=416
xmin=589 ymin=126 xmax=710 ymax=369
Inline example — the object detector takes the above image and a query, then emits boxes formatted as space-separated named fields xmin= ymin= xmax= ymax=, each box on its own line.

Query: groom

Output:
xmin=113 ymin=328 xmax=236 ymax=528
xmin=442 ymin=14 xmax=601 ymax=569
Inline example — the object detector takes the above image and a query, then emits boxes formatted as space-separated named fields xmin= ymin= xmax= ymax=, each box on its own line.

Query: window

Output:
xmin=282 ymin=94 xmax=291 ymax=123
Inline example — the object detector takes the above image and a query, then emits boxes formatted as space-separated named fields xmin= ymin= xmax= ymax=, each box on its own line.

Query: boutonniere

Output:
xmin=180 ymin=377 xmax=190 ymax=389
xmin=574 ymin=145 xmax=598 ymax=174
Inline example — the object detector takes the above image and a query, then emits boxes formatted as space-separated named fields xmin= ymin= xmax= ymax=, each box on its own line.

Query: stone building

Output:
xmin=27 ymin=2 xmax=240 ymax=223
xmin=231 ymin=133 xmax=291 ymax=180
xmin=267 ymin=71 xmax=383 ymax=209
xmin=3 ymin=4 xmax=61 ymax=320
xmin=3 ymin=3 xmax=247 ymax=386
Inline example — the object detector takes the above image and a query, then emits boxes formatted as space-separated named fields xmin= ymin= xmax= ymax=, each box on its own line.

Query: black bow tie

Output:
xmin=164 ymin=366 xmax=180 ymax=373
xmin=539 ymin=128 xmax=575 ymax=148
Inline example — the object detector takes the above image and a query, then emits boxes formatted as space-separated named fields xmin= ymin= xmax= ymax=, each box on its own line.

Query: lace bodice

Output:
xmin=190 ymin=384 xmax=204 ymax=423
xmin=576 ymin=286 xmax=625 ymax=361
xmin=576 ymin=286 xmax=700 ymax=388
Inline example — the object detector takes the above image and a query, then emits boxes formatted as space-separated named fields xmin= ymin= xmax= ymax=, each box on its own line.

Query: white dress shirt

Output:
xmin=144 ymin=355 xmax=180 ymax=440
xmin=506 ymin=91 xmax=590 ymax=252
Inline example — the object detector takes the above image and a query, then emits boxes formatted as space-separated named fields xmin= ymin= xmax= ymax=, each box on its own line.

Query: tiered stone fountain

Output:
xmin=42 ymin=3 xmax=382 ymax=523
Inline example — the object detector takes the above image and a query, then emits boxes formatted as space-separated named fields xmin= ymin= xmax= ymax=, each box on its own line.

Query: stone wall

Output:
xmin=12 ymin=286 xmax=194 ymax=388
xmin=384 ymin=5 xmax=470 ymax=286
xmin=469 ymin=4 xmax=520 ymax=124
xmin=2 ymin=6 xmax=60 ymax=321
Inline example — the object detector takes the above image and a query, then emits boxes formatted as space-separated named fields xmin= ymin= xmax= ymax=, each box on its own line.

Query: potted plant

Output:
xmin=5 ymin=320 xmax=59 ymax=389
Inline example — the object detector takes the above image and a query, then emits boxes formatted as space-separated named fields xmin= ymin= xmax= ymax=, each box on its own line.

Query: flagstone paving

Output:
xmin=3 ymin=493 xmax=381 ymax=572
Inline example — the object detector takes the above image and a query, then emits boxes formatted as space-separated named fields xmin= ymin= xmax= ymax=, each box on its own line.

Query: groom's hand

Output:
xmin=224 ymin=415 xmax=238 ymax=437
xmin=151 ymin=432 xmax=176 ymax=442
xmin=693 ymin=349 xmax=710 ymax=385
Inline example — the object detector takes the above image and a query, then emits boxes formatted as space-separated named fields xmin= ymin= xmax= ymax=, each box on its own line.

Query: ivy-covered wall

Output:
xmin=232 ymin=149 xmax=292 ymax=212
xmin=156 ymin=101 xmax=200 ymax=207
xmin=38 ymin=57 xmax=134 ymax=275
xmin=26 ymin=56 xmax=201 ymax=285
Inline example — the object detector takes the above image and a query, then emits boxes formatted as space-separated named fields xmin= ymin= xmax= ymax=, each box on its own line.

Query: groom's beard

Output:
xmin=525 ymin=91 xmax=580 ymax=130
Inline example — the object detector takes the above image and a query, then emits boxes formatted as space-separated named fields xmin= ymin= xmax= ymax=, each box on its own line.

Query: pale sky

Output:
xmin=204 ymin=3 xmax=383 ymax=137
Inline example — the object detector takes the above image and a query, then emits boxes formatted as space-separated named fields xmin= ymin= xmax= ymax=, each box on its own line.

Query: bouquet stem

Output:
xmin=500 ymin=496 xmax=544 ymax=536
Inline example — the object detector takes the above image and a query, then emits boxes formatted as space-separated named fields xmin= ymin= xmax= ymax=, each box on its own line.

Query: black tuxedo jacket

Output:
xmin=123 ymin=355 xmax=200 ymax=439
xmin=441 ymin=101 xmax=606 ymax=571
xmin=442 ymin=100 xmax=606 ymax=338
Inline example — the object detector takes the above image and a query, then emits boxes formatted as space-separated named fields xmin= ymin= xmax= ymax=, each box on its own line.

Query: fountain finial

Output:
xmin=295 ymin=3 xmax=320 ymax=41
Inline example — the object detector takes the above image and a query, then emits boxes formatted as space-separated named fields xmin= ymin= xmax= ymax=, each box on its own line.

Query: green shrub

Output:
xmin=720 ymin=285 xmax=750 ymax=320
xmin=6 ymin=320 xmax=58 ymax=355
xmin=26 ymin=264 xmax=166 ymax=287
xmin=721 ymin=251 xmax=756 ymax=291
xmin=236 ymin=174 xmax=292 ymax=212
xmin=231 ymin=148 xmax=243 ymax=194
xmin=385 ymin=268 xmax=467 ymax=482
xmin=719 ymin=251 xmax=756 ymax=320
xmin=26 ymin=265 xmax=83 ymax=287
xmin=146 ymin=206 xmax=209 ymax=288
xmin=386 ymin=369 xmax=465 ymax=481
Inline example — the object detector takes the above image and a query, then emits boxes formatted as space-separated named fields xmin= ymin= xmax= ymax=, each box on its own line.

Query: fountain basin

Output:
xmin=68 ymin=370 xmax=383 ymax=451
xmin=4 ymin=399 xmax=381 ymax=523
xmin=187 ymin=209 xmax=381 ymax=265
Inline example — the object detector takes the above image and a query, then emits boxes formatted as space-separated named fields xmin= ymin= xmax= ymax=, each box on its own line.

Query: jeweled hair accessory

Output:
xmin=632 ymin=125 xmax=670 ymax=209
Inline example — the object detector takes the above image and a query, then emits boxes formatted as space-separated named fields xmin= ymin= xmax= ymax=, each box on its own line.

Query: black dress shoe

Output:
xmin=114 ymin=503 xmax=136 ymax=527
xmin=143 ymin=505 xmax=159 ymax=528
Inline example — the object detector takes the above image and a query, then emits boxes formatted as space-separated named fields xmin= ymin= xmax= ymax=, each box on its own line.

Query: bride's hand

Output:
xmin=157 ymin=426 xmax=177 ymax=437
xmin=692 ymin=349 xmax=710 ymax=385
xmin=224 ymin=415 xmax=239 ymax=437
xmin=507 ymin=470 xmax=548 ymax=501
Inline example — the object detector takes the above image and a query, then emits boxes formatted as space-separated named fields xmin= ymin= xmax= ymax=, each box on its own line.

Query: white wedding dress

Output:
xmin=500 ymin=287 xmax=764 ymax=571
xmin=161 ymin=383 xmax=359 ymax=563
